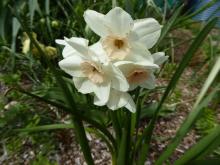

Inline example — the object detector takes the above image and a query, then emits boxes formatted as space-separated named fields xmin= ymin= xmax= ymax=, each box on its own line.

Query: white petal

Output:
xmin=68 ymin=37 xmax=89 ymax=47
xmin=114 ymin=61 xmax=134 ymax=76
xmin=140 ymin=73 xmax=156 ymax=89
xmin=62 ymin=45 xmax=76 ymax=58
xmin=115 ymin=61 xmax=158 ymax=76
xmin=84 ymin=10 xmax=109 ymax=37
xmin=107 ymin=90 xmax=136 ymax=113
xmin=56 ymin=39 xmax=76 ymax=58
xmin=104 ymin=63 xmax=129 ymax=92
xmin=132 ymin=18 xmax=161 ymax=49
xmin=89 ymin=42 xmax=109 ymax=63
xmin=104 ymin=7 xmax=133 ymax=36
xmin=152 ymin=52 xmax=168 ymax=65
xmin=93 ymin=96 xmax=105 ymax=106
xmin=65 ymin=37 xmax=89 ymax=57
xmin=93 ymin=81 xmax=111 ymax=104
xmin=73 ymin=77 xmax=94 ymax=94
xmin=55 ymin=39 xmax=66 ymax=45
xmin=58 ymin=55 xmax=85 ymax=77
xmin=125 ymin=43 xmax=156 ymax=65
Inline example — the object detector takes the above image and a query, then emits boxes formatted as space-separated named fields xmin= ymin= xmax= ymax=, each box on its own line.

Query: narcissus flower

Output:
xmin=56 ymin=37 xmax=129 ymax=105
xmin=56 ymin=7 xmax=166 ymax=112
xmin=84 ymin=7 xmax=161 ymax=62
xmin=115 ymin=52 xmax=168 ymax=90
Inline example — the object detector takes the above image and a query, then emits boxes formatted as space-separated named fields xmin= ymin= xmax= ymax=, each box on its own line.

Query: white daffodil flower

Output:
xmin=115 ymin=61 xmax=158 ymax=90
xmin=56 ymin=37 xmax=129 ymax=105
xmin=115 ymin=52 xmax=168 ymax=90
xmin=84 ymin=7 xmax=161 ymax=62
xmin=94 ymin=89 xmax=136 ymax=113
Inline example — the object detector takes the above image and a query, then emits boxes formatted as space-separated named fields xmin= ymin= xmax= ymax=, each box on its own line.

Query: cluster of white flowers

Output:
xmin=56 ymin=7 xmax=168 ymax=113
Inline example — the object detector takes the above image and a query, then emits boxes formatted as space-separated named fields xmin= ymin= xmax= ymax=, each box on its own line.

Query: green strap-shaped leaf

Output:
xmin=156 ymin=4 xmax=184 ymax=46
xmin=174 ymin=125 xmax=220 ymax=165
xmin=156 ymin=56 xmax=220 ymax=164
xmin=137 ymin=17 xmax=218 ymax=165
xmin=117 ymin=111 xmax=131 ymax=165
xmin=16 ymin=124 xmax=74 ymax=132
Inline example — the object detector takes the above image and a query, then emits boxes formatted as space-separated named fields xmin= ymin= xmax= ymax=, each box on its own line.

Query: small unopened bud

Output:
xmin=51 ymin=20 xmax=60 ymax=28
xmin=40 ymin=18 xmax=45 ymax=24
xmin=45 ymin=46 xmax=57 ymax=59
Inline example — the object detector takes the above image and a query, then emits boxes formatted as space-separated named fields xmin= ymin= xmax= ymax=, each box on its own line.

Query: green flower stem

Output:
xmin=11 ymin=10 xmax=94 ymax=165
xmin=131 ymin=88 xmax=141 ymax=137
xmin=110 ymin=111 xmax=122 ymax=149
xmin=117 ymin=111 xmax=131 ymax=165
xmin=72 ymin=117 xmax=94 ymax=165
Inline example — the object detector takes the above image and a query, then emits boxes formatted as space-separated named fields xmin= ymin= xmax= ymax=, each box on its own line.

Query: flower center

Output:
xmin=127 ymin=69 xmax=148 ymax=84
xmin=102 ymin=35 xmax=130 ymax=61
xmin=114 ymin=39 xmax=124 ymax=49
xmin=80 ymin=61 xmax=104 ymax=84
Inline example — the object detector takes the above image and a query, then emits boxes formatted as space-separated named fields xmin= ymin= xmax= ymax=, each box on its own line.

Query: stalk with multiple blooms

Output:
xmin=56 ymin=7 xmax=168 ymax=165
xmin=57 ymin=7 xmax=167 ymax=113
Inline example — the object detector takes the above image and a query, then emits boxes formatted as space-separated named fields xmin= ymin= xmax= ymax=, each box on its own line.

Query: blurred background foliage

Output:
xmin=0 ymin=0 xmax=219 ymax=164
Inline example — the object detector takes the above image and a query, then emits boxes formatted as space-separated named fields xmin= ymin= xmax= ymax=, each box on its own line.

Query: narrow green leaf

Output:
xmin=156 ymin=56 xmax=220 ymax=164
xmin=125 ymin=0 xmax=133 ymax=16
xmin=117 ymin=112 xmax=131 ymax=165
xmin=0 ymin=2 xmax=6 ymax=41
xmin=174 ymin=125 xmax=220 ymax=165
xmin=29 ymin=0 xmax=41 ymax=26
xmin=45 ymin=0 xmax=53 ymax=41
xmin=188 ymin=159 xmax=220 ymax=165
xmin=137 ymin=18 xmax=218 ymax=164
xmin=16 ymin=124 xmax=74 ymax=132
xmin=11 ymin=9 xmax=94 ymax=164
xmin=157 ymin=4 xmax=184 ymax=45
xmin=117 ymin=128 xmax=127 ymax=164
xmin=110 ymin=111 xmax=122 ymax=147
xmin=11 ymin=17 xmax=20 ymax=52
xmin=196 ymin=134 xmax=220 ymax=159
xmin=193 ymin=57 xmax=220 ymax=109
xmin=16 ymin=87 xmax=116 ymax=151
xmin=112 ymin=0 xmax=117 ymax=8
xmin=86 ymin=127 xmax=115 ymax=157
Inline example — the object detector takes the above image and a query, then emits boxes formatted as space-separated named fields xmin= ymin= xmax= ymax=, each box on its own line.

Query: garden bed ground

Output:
xmin=0 ymin=66 xmax=207 ymax=165
xmin=1 ymin=29 xmax=219 ymax=165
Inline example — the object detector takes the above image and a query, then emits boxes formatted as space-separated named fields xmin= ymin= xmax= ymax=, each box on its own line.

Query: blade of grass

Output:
xmin=10 ymin=8 xmax=94 ymax=165
xmin=193 ymin=57 xmax=220 ymax=108
xmin=16 ymin=87 xmax=116 ymax=152
xmin=174 ymin=125 xmax=220 ymax=165
xmin=196 ymin=131 xmax=220 ymax=159
xmin=16 ymin=123 xmax=115 ymax=161
xmin=0 ymin=2 xmax=6 ymax=41
xmin=29 ymin=0 xmax=41 ymax=27
xmin=156 ymin=4 xmax=184 ymax=46
xmin=136 ymin=18 xmax=218 ymax=165
xmin=156 ymin=57 xmax=220 ymax=164
xmin=16 ymin=123 xmax=74 ymax=132
xmin=45 ymin=0 xmax=53 ymax=42
xmin=112 ymin=0 xmax=117 ymax=8
xmin=11 ymin=17 xmax=20 ymax=71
